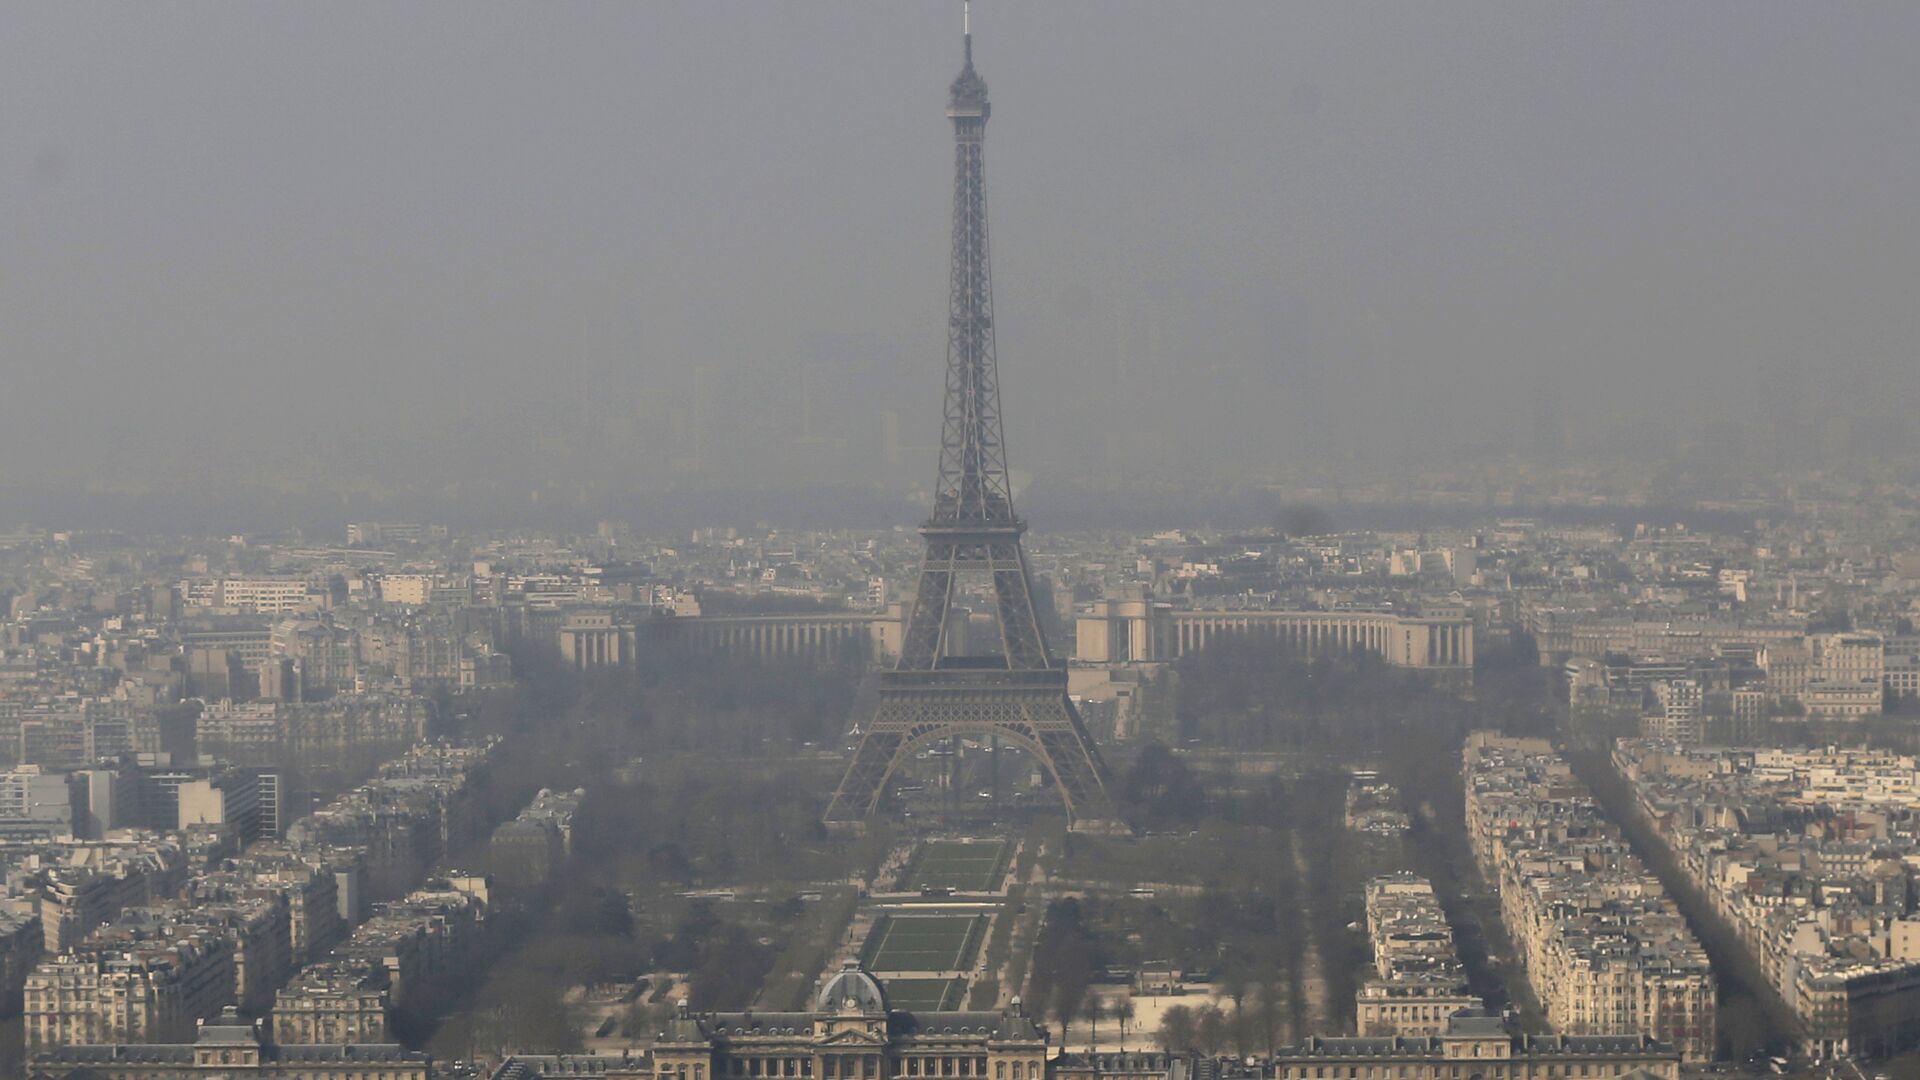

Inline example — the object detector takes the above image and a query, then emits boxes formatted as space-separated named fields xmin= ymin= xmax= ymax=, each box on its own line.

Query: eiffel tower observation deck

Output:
xmin=825 ymin=6 xmax=1120 ymax=832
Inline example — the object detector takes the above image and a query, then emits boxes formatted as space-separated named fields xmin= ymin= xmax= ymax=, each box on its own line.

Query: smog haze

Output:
xmin=5 ymin=2 xmax=1918 ymax=529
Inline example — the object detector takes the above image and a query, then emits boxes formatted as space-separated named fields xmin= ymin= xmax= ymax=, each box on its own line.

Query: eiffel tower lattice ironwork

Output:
xmin=825 ymin=11 xmax=1118 ymax=831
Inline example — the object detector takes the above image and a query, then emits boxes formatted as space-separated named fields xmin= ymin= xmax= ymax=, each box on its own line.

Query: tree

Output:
xmin=1031 ymin=898 xmax=1100 ymax=1048
xmin=1122 ymin=743 xmax=1208 ymax=827
xmin=1157 ymin=1004 xmax=1196 ymax=1052
xmin=1229 ymin=1004 xmax=1259 ymax=1059
xmin=1115 ymin=996 xmax=1136 ymax=1051
xmin=1086 ymin=997 xmax=1106 ymax=1051
xmin=1219 ymin=961 xmax=1250 ymax=1014
xmin=1052 ymin=980 xmax=1090 ymax=1052
xmin=1194 ymin=1004 xmax=1228 ymax=1056
xmin=1273 ymin=503 xmax=1333 ymax=539
xmin=1253 ymin=978 xmax=1284 ymax=1054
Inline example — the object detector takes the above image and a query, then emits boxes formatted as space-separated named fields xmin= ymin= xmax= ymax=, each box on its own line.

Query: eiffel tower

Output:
xmin=825 ymin=7 xmax=1118 ymax=831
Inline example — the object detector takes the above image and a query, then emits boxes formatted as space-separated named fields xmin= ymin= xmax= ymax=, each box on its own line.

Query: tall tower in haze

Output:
xmin=825 ymin=7 xmax=1117 ymax=830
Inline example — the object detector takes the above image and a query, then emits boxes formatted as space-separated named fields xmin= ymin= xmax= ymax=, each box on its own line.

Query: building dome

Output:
xmin=818 ymin=959 xmax=889 ymax=1015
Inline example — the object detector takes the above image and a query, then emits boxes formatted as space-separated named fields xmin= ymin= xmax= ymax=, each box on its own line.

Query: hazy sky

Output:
xmin=6 ymin=3 xmax=1919 ymax=508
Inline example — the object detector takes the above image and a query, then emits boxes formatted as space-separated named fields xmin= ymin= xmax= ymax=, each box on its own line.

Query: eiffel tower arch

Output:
xmin=826 ymin=13 xmax=1119 ymax=832
xmin=828 ymin=669 xmax=1117 ymax=827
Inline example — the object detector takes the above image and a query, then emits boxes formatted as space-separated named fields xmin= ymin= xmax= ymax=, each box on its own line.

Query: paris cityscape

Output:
xmin=6 ymin=4 xmax=1920 ymax=1080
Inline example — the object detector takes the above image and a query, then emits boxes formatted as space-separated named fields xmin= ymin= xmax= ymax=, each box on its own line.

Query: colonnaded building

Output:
xmin=557 ymin=594 xmax=1473 ymax=675
xmin=558 ymin=608 xmax=906 ymax=671
xmin=1074 ymin=589 xmax=1474 ymax=670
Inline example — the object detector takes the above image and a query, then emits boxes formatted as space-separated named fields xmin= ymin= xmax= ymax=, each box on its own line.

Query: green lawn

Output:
xmin=862 ymin=914 xmax=987 ymax=972
xmin=882 ymin=977 xmax=968 ymax=1011
xmin=905 ymin=840 xmax=1009 ymax=893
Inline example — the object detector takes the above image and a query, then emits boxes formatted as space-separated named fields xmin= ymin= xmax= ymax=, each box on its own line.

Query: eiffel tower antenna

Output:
xmin=826 ymin=12 xmax=1118 ymax=831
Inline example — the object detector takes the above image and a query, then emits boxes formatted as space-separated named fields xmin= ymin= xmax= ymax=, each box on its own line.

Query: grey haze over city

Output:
xmin=5 ymin=2 xmax=1918 ymax=530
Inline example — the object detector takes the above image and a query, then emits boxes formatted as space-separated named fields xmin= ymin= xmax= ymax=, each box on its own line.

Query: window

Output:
xmin=998 ymin=1063 xmax=1006 ymax=1079
xmin=827 ymin=1058 xmax=838 ymax=1078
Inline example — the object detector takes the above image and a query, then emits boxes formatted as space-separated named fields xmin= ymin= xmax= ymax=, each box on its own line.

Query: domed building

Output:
xmin=652 ymin=961 xmax=1048 ymax=1080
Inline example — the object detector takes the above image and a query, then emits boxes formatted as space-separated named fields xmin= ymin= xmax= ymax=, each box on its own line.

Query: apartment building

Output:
xmin=1463 ymin=735 xmax=1714 ymax=1062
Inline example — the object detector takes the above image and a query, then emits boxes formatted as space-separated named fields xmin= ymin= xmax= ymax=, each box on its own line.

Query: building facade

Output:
xmin=1273 ymin=1013 xmax=1680 ymax=1080
xmin=654 ymin=963 xmax=1046 ymax=1080
xmin=28 ymin=1006 xmax=428 ymax=1079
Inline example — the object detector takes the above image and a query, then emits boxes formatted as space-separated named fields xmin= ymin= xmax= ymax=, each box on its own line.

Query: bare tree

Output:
xmin=1052 ymin=980 xmax=1088 ymax=1051
xmin=1116 ymin=996 xmax=1137 ymax=1051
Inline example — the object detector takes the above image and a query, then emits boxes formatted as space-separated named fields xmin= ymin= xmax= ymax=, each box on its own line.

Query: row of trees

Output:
xmin=1126 ymin=628 xmax=1559 ymax=756
xmin=477 ymin=634 xmax=865 ymax=763
xmin=1021 ymin=897 xmax=1156 ymax=1050
xmin=1157 ymin=998 xmax=1282 ymax=1058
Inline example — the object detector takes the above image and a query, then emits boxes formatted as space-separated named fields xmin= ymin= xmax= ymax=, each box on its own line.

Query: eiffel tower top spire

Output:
xmin=952 ymin=3 xmax=986 ymax=114
xmin=934 ymin=0 xmax=1009 ymax=530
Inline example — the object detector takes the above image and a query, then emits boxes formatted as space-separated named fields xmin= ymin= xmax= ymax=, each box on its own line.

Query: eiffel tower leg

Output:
xmin=899 ymin=542 xmax=959 ymax=671
xmin=989 ymin=541 xmax=1050 ymax=671
xmin=825 ymin=728 xmax=904 ymax=824
xmin=1020 ymin=699 xmax=1119 ymax=829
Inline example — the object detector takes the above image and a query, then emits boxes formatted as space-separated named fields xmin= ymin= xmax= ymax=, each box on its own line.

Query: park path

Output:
xmin=989 ymin=838 xmax=1050 ymax=1008
xmin=1289 ymin=830 xmax=1330 ymax=1038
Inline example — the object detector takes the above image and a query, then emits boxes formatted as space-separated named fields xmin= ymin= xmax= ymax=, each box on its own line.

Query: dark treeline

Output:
xmin=1132 ymin=633 xmax=1556 ymax=755
xmin=475 ymin=635 xmax=864 ymax=759
xmin=1117 ymin=632 xmax=1556 ymax=834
